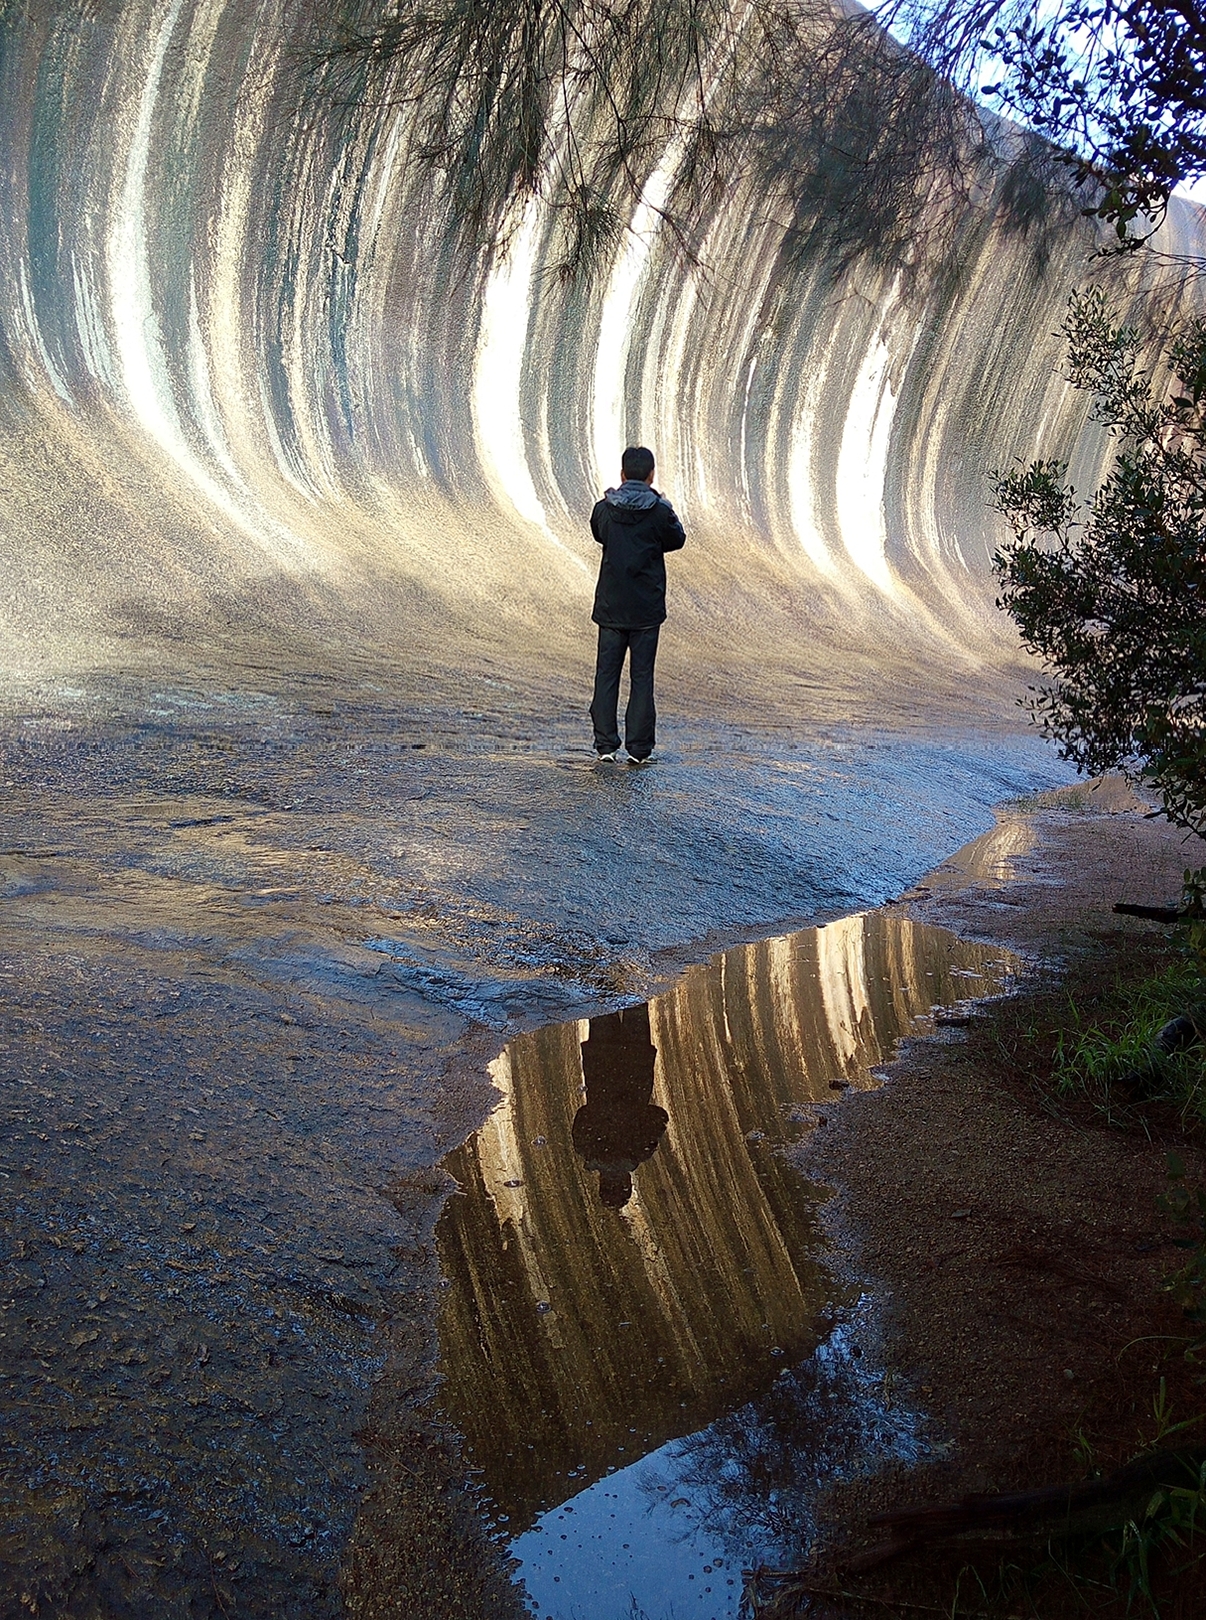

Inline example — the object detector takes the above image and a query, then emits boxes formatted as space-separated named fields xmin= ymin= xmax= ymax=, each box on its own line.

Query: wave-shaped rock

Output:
xmin=0 ymin=1 xmax=1199 ymax=700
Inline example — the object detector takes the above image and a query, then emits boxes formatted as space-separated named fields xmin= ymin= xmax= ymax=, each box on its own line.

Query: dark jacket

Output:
xmin=590 ymin=480 xmax=686 ymax=629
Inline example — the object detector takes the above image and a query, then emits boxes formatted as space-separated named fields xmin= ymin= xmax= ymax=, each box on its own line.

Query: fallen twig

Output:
xmin=841 ymin=1445 xmax=1206 ymax=1573
xmin=1113 ymin=902 xmax=1191 ymax=922
xmin=989 ymin=1242 xmax=1127 ymax=1300
xmin=206 ymin=1551 xmax=233 ymax=1620
xmin=743 ymin=1569 xmax=1023 ymax=1617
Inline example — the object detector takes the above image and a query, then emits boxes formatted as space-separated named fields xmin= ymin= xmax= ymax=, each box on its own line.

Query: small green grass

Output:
xmin=1051 ymin=953 xmax=1206 ymax=1128
xmin=1004 ymin=783 xmax=1097 ymax=812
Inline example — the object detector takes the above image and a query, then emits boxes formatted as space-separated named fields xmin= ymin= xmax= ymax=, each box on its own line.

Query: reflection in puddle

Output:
xmin=511 ymin=1311 xmax=924 ymax=1618
xmin=435 ymin=912 xmax=1020 ymax=1617
xmin=573 ymin=1005 xmax=668 ymax=1210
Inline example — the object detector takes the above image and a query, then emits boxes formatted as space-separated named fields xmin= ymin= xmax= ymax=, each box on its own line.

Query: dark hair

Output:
xmin=621 ymin=445 xmax=655 ymax=482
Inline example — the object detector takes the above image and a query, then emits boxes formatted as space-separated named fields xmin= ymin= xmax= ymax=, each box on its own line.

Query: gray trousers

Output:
xmin=590 ymin=624 xmax=660 ymax=758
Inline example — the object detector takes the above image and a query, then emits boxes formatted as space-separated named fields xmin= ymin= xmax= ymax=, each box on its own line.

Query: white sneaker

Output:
xmin=596 ymin=751 xmax=618 ymax=763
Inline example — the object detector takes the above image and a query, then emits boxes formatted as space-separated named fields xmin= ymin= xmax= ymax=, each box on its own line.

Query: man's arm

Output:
xmin=657 ymin=498 xmax=686 ymax=553
xmin=590 ymin=501 xmax=607 ymax=545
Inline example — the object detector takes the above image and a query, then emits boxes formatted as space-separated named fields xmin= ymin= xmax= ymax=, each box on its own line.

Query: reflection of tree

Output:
xmin=638 ymin=1331 xmax=921 ymax=1568
xmin=572 ymin=1006 xmax=669 ymax=1208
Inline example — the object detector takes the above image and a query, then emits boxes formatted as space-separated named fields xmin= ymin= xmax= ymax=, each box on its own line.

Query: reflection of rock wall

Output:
xmin=435 ymin=913 xmax=1015 ymax=1530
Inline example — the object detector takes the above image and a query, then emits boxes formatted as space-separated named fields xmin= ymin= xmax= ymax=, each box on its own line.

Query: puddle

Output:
xmin=434 ymin=912 xmax=1020 ymax=1618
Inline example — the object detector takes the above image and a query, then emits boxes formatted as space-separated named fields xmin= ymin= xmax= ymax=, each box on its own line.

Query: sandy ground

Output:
xmin=781 ymin=779 xmax=1206 ymax=1616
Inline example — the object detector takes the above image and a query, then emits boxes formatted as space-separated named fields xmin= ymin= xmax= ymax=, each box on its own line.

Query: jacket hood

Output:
xmin=604 ymin=479 xmax=660 ymax=512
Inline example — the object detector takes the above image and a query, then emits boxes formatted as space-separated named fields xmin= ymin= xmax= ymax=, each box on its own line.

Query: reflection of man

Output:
xmin=572 ymin=1004 xmax=669 ymax=1208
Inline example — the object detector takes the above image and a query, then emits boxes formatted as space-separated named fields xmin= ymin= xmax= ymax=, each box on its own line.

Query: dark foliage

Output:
xmin=888 ymin=0 xmax=1206 ymax=243
xmin=993 ymin=287 xmax=1206 ymax=834
xmin=317 ymin=0 xmax=1055 ymax=277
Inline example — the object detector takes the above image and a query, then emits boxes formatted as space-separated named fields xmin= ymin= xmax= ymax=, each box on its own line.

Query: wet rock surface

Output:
xmin=0 ymin=669 xmax=1068 ymax=1616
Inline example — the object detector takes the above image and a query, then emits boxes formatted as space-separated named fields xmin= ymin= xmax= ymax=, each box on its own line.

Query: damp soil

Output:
xmin=780 ymin=779 xmax=1206 ymax=1618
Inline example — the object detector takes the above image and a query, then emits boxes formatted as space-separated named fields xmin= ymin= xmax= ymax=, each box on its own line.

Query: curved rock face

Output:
xmin=2 ymin=0 xmax=1199 ymax=696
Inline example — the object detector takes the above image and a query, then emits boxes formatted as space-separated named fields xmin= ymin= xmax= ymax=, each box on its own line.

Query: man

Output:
xmin=589 ymin=445 xmax=686 ymax=763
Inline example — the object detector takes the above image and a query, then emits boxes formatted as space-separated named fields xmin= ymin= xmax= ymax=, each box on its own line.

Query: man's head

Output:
xmin=621 ymin=445 xmax=655 ymax=485
xmin=597 ymin=1165 xmax=634 ymax=1208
